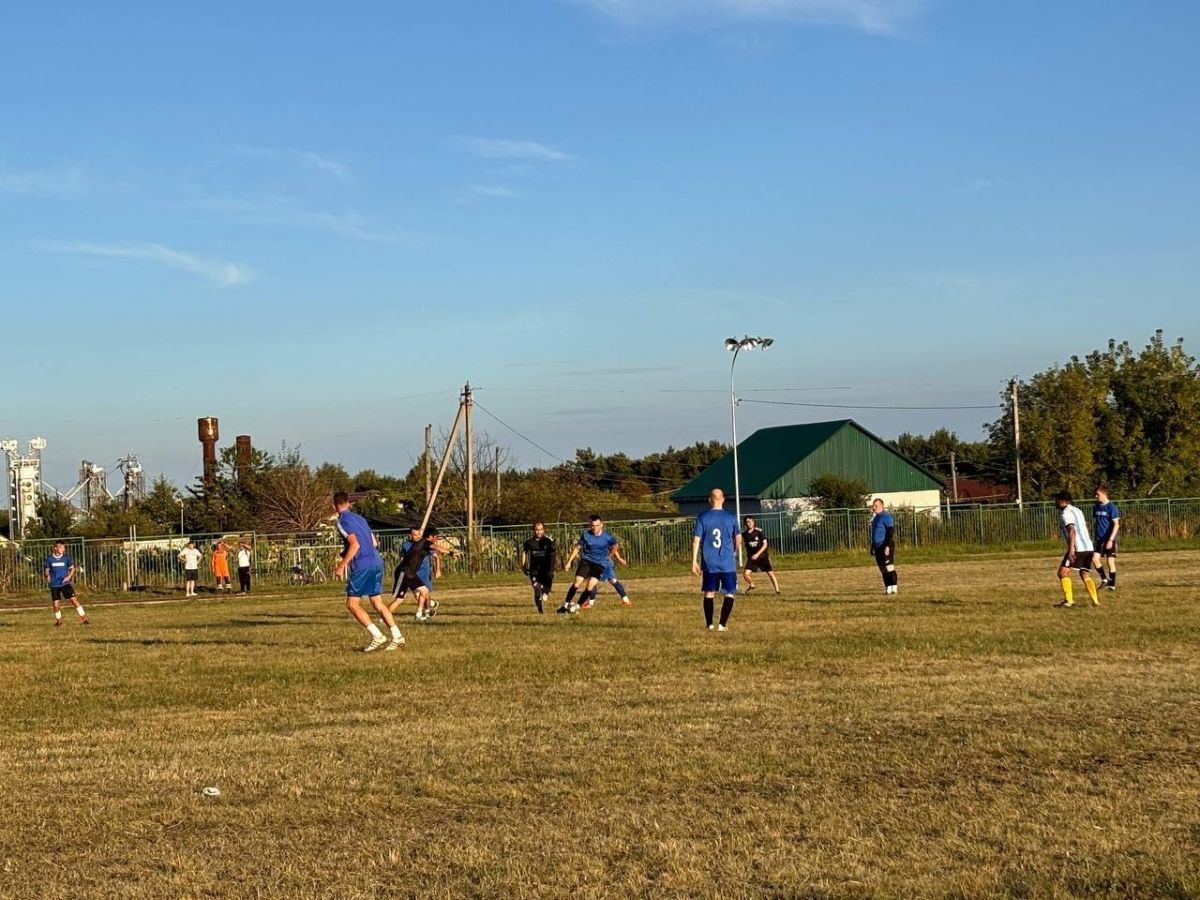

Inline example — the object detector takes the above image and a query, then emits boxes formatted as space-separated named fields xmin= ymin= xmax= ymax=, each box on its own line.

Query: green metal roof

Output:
xmin=672 ymin=419 xmax=944 ymax=501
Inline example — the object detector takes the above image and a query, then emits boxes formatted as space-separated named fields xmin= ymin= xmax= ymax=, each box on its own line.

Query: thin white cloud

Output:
xmin=38 ymin=240 xmax=250 ymax=287
xmin=195 ymin=196 xmax=414 ymax=247
xmin=569 ymin=0 xmax=926 ymax=34
xmin=0 ymin=163 xmax=86 ymax=197
xmin=223 ymin=145 xmax=351 ymax=180
xmin=456 ymin=137 xmax=574 ymax=163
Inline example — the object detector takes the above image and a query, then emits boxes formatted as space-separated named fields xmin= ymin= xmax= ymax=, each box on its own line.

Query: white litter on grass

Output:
xmin=202 ymin=786 xmax=222 ymax=797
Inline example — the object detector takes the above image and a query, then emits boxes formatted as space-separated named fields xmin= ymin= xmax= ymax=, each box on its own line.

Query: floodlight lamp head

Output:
xmin=759 ymin=337 xmax=775 ymax=348
xmin=0 ymin=440 xmax=17 ymax=454
xmin=30 ymin=438 xmax=47 ymax=451
xmin=724 ymin=338 xmax=739 ymax=351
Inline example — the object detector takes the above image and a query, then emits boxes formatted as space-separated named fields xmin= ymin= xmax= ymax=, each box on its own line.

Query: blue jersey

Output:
xmin=336 ymin=510 xmax=381 ymax=570
xmin=870 ymin=512 xmax=895 ymax=548
xmin=694 ymin=508 xmax=738 ymax=573
xmin=578 ymin=529 xmax=618 ymax=565
xmin=1093 ymin=501 xmax=1120 ymax=542
xmin=45 ymin=553 xmax=73 ymax=587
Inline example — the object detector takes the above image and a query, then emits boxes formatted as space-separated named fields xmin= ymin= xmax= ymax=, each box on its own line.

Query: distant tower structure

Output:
xmin=1 ymin=437 xmax=47 ymax=539
xmin=198 ymin=417 xmax=220 ymax=484
xmin=235 ymin=435 xmax=253 ymax=481
xmin=78 ymin=460 xmax=109 ymax=514
xmin=118 ymin=455 xmax=146 ymax=509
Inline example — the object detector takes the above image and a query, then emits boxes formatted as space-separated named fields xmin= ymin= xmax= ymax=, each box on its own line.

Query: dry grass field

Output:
xmin=2 ymin=551 xmax=1198 ymax=898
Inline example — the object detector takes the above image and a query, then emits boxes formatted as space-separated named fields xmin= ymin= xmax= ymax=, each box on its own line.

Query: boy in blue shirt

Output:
xmin=691 ymin=488 xmax=741 ymax=631
xmin=44 ymin=541 xmax=88 ymax=627
xmin=557 ymin=515 xmax=620 ymax=614
xmin=869 ymin=498 xmax=898 ymax=595
xmin=333 ymin=491 xmax=404 ymax=652
xmin=1092 ymin=485 xmax=1121 ymax=590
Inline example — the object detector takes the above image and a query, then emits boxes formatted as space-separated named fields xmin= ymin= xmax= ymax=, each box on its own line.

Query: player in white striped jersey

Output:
xmin=1054 ymin=491 xmax=1100 ymax=608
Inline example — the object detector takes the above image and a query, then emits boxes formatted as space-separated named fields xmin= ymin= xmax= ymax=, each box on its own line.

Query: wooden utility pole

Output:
xmin=424 ymin=424 xmax=432 ymax=505
xmin=463 ymin=382 xmax=475 ymax=569
xmin=950 ymin=451 xmax=959 ymax=503
xmin=419 ymin=404 xmax=465 ymax=535
xmin=495 ymin=446 xmax=501 ymax=508
xmin=1011 ymin=379 xmax=1024 ymax=508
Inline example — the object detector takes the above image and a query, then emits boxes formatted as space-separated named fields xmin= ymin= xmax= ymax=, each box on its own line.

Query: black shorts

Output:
xmin=1060 ymin=551 xmax=1098 ymax=572
xmin=394 ymin=574 xmax=429 ymax=598
xmin=746 ymin=555 xmax=774 ymax=573
xmin=575 ymin=560 xmax=605 ymax=581
xmin=185 ymin=569 xmax=199 ymax=581
xmin=873 ymin=546 xmax=896 ymax=567
xmin=50 ymin=584 xmax=76 ymax=602
xmin=529 ymin=570 xmax=555 ymax=591
xmin=1095 ymin=539 xmax=1118 ymax=558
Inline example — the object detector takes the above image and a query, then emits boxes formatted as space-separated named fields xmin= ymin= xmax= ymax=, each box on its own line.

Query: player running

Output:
xmin=1093 ymin=485 xmax=1121 ymax=590
xmin=741 ymin=516 xmax=780 ymax=594
xmin=333 ymin=491 xmax=405 ymax=652
xmin=557 ymin=515 xmax=620 ymax=614
xmin=691 ymin=488 xmax=741 ymax=631
xmin=520 ymin=522 xmax=556 ymax=613
xmin=1054 ymin=491 xmax=1101 ymax=608
xmin=869 ymin=499 xmax=898 ymax=595
xmin=390 ymin=526 xmax=440 ymax=621
xmin=563 ymin=544 xmax=630 ymax=609
xmin=44 ymin=541 xmax=88 ymax=627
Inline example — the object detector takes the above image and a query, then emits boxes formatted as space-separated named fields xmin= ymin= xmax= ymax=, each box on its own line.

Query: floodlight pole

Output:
xmin=730 ymin=344 xmax=745 ymax=564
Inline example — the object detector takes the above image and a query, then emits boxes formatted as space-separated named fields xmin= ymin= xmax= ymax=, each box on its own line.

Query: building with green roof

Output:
xmin=671 ymin=420 xmax=945 ymax=516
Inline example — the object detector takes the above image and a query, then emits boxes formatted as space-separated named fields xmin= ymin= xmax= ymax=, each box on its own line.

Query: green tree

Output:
xmin=138 ymin=476 xmax=183 ymax=533
xmin=28 ymin=493 xmax=77 ymax=539
xmin=807 ymin=474 xmax=869 ymax=510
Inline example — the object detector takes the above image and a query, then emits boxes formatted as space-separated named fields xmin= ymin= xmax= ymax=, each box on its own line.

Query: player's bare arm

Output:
xmin=335 ymin=533 xmax=360 ymax=578
xmin=690 ymin=535 xmax=702 ymax=576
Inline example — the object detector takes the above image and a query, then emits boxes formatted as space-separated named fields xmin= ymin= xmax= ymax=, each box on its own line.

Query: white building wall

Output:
xmin=760 ymin=488 xmax=942 ymax=519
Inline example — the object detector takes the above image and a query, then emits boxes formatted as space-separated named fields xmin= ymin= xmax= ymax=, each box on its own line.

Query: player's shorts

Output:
xmin=1059 ymin=551 xmax=1098 ymax=572
xmin=575 ymin=560 xmax=605 ymax=581
xmin=184 ymin=569 xmax=199 ymax=580
xmin=873 ymin=546 xmax=896 ymax=568
xmin=49 ymin=584 xmax=76 ymax=602
xmin=745 ymin=554 xmax=774 ymax=573
xmin=393 ymin=573 xmax=429 ymax=598
xmin=530 ymin=569 xmax=555 ymax=591
xmin=1095 ymin=538 xmax=1118 ymax=558
xmin=701 ymin=571 xmax=737 ymax=595
xmin=346 ymin=562 xmax=384 ymax=597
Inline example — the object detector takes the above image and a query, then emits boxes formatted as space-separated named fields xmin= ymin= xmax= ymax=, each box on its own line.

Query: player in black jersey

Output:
xmin=742 ymin=517 xmax=780 ymax=594
xmin=520 ymin=522 xmax=556 ymax=613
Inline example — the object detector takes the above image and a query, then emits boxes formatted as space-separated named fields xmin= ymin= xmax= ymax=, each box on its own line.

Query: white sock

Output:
xmin=54 ymin=610 xmax=62 ymax=621
xmin=76 ymin=606 xmax=86 ymax=617
xmin=366 ymin=623 xmax=384 ymax=640
xmin=390 ymin=624 xmax=402 ymax=640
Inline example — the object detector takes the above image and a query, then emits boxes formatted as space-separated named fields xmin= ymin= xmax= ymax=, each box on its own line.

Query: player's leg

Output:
xmin=767 ymin=570 xmax=781 ymax=594
xmin=1104 ymin=548 xmax=1118 ymax=588
xmin=717 ymin=573 xmax=737 ymax=629
xmin=1055 ymin=559 xmax=1075 ymax=606
xmin=369 ymin=594 xmax=406 ymax=648
xmin=347 ymin=595 xmax=387 ymax=651
xmin=610 ymin=576 xmax=630 ymax=605
xmin=51 ymin=588 xmax=63 ymax=626
xmin=559 ymin=574 xmax=586 ymax=613
xmin=874 ymin=551 xmax=889 ymax=593
xmin=743 ymin=566 xmax=756 ymax=592
xmin=579 ymin=577 xmax=600 ymax=609
xmin=65 ymin=586 xmax=88 ymax=624
xmin=1079 ymin=555 xmax=1100 ymax=606
xmin=530 ymin=576 xmax=543 ymax=611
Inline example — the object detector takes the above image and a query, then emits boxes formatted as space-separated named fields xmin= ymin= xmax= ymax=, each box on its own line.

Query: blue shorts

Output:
xmin=346 ymin=563 xmax=384 ymax=598
xmin=701 ymin=571 xmax=737 ymax=595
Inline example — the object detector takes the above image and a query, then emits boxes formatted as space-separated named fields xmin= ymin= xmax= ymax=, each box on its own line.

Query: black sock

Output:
xmin=703 ymin=596 xmax=714 ymax=627
xmin=1109 ymin=572 xmax=1117 ymax=586
xmin=532 ymin=584 xmax=543 ymax=611
xmin=719 ymin=595 xmax=735 ymax=626
xmin=888 ymin=571 xmax=898 ymax=587
xmin=564 ymin=586 xmax=577 ymax=607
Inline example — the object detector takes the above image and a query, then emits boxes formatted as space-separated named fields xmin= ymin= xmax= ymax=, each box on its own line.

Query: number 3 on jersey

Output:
xmin=711 ymin=528 xmax=722 ymax=549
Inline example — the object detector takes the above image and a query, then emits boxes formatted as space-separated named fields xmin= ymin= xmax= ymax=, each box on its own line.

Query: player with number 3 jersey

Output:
xmin=691 ymin=488 xmax=742 ymax=631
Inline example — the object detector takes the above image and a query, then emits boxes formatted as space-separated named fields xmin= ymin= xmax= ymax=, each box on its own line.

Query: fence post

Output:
xmin=1166 ymin=498 xmax=1173 ymax=538
xmin=845 ymin=508 xmax=853 ymax=550
xmin=978 ymin=505 xmax=985 ymax=545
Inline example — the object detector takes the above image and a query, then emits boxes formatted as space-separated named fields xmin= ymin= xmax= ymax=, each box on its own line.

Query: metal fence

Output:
xmin=2 ymin=498 xmax=1197 ymax=597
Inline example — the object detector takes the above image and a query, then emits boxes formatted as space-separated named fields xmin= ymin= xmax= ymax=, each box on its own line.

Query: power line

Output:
xmin=738 ymin=398 xmax=1001 ymax=411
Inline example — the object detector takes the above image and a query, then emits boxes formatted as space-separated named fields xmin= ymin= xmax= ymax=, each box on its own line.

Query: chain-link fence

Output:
xmin=2 ymin=498 xmax=1197 ymax=597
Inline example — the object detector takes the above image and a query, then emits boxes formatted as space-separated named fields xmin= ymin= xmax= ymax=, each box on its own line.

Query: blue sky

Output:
xmin=3 ymin=0 xmax=1198 ymax=491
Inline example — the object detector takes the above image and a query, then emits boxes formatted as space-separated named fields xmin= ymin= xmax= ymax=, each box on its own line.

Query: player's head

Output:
xmin=533 ymin=522 xmax=545 ymax=538
xmin=409 ymin=525 xmax=422 ymax=539
xmin=332 ymin=491 xmax=350 ymax=511
xmin=871 ymin=498 xmax=885 ymax=513
xmin=186 ymin=540 xmax=195 ymax=548
xmin=589 ymin=514 xmax=604 ymax=534
xmin=1055 ymin=491 xmax=1072 ymax=509
xmin=744 ymin=515 xmax=755 ymax=529
xmin=1095 ymin=484 xmax=1110 ymax=501
xmin=53 ymin=540 xmax=65 ymax=553
xmin=708 ymin=488 xmax=725 ymax=508
xmin=423 ymin=526 xmax=439 ymax=540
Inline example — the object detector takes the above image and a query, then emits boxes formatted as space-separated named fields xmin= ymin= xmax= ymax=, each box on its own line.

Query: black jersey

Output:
xmin=399 ymin=538 xmax=433 ymax=578
xmin=523 ymin=535 xmax=556 ymax=573
xmin=743 ymin=527 xmax=769 ymax=556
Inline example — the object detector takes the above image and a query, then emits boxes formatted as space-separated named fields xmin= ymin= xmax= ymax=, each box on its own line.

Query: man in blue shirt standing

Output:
xmin=691 ymin=488 xmax=741 ymax=631
xmin=557 ymin=515 xmax=620 ymax=614
xmin=333 ymin=491 xmax=404 ymax=652
xmin=869 ymin=498 xmax=898 ymax=595
xmin=44 ymin=541 xmax=88 ymax=627
xmin=1092 ymin=484 xmax=1121 ymax=590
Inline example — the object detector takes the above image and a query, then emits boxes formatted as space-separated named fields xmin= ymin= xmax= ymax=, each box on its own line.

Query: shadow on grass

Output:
xmin=86 ymin=637 xmax=260 ymax=648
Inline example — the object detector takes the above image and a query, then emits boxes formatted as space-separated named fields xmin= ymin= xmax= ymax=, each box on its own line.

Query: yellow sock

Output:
xmin=1084 ymin=576 xmax=1099 ymax=605
xmin=1060 ymin=577 xmax=1074 ymax=605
